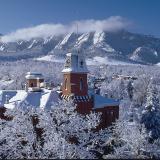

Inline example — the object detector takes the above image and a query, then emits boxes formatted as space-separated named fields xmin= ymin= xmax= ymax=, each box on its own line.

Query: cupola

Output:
xmin=62 ymin=52 xmax=89 ymax=73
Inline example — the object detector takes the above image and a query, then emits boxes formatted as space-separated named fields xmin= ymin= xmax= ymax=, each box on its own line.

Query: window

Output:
xmin=65 ymin=78 xmax=67 ymax=90
xmin=80 ymin=78 xmax=83 ymax=91
xmin=80 ymin=60 xmax=83 ymax=68
xmin=30 ymin=83 xmax=34 ymax=87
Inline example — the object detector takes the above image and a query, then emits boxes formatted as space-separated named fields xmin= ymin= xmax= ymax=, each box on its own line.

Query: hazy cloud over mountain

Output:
xmin=1 ymin=16 xmax=130 ymax=42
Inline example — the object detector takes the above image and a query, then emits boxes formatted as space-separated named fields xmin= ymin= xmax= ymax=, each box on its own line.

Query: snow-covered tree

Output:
xmin=141 ymin=83 xmax=160 ymax=140
xmin=0 ymin=105 xmax=41 ymax=159
xmin=0 ymin=100 xmax=110 ymax=159
xmin=103 ymin=110 xmax=151 ymax=159
xmin=127 ymin=80 xmax=134 ymax=101
xmin=133 ymin=74 xmax=151 ymax=107
xmin=100 ymin=78 xmax=127 ymax=100
xmin=118 ymin=79 xmax=127 ymax=100
xmin=38 ymin=100 xmax=110 ymax=159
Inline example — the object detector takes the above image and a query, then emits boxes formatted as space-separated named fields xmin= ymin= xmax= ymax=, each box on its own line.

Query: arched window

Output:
xmin=80 ymin=78 xmax=83 ymax=91
xmin=65 ymin=78 xmax=67 ymax=90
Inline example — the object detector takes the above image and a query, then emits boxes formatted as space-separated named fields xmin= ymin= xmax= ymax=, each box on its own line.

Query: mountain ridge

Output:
xmin=0 ymin=30 xmax=160 ymax=64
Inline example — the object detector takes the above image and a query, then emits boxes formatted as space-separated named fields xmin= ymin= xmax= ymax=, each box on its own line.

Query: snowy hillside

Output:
xmin=0 ymin=30 xmax=160 ymax=64
xmin=130 ymin=47 xmax=158 ymax=63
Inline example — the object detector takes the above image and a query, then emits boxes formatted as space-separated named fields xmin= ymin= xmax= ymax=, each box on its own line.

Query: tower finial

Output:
xmin=76 ymin=21 xmax=80 ymax=55
xmin=76 ymin=21 xmax=78 ymax=37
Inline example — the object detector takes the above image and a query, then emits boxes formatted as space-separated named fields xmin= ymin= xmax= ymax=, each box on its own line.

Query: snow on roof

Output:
xmin=0 ymin=85 xmax=119 ymax=110
xmin=1 ymin=89 xmax=59 ymax=110
xmin=25 ymin=72 xmax=44 ymax=79
xmin=0 ymin=90 xmax=18 ymax=107
xmin=66 ymin=52 xmax=77 ymax=56
xmin=87 ymin=89 xmax=119 ymax=109
xmin=62 ymin=67 xmax=88 ymax=73
xmin=4 ymin=90 xmax=27 ymax=109
xmin=93 ymin=94 xmax=119 ymax=109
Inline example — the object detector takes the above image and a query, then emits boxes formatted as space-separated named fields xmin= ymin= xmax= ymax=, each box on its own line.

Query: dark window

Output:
xmin=103 ymin=110 xmax=107 ymax=123
xmin=65 ymin=78 xmax=67 ymax=90
xmin=80 ymin=78 xmax=83 ymax=91
xmin=80 ymin=61 xmax=83 ymax=67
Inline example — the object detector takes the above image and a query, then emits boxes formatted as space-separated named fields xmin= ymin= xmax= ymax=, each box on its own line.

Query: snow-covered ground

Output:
xmin=35 ymin=55 xmax=65 ymax=63
xmin=155 ymin=62 xmax=160 ymax=66
xmin=93 ymin=31 xmax=105 ymax=45
xmin=86 ymin=56 xmax=135 ymax=66
xmin=0 ymin=45 xmax=5 ymax=51
xmin=35 ymin=55 xmax=135 ymax=66
xmin=93 ymin=31 xmax=115 ymax=52
xmin=55 ymin=33 xmax=73 ymax=49
xmin=28 ymin=39 xmax=38 ymax=49
xmin=74 ymin=33 xmax=90 ymax=47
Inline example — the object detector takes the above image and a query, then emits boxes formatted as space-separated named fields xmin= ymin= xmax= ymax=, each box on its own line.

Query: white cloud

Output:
xmin=1 ymin=16 xmax=131 ymax=42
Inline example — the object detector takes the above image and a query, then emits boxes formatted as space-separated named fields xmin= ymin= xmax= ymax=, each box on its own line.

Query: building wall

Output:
xmin=73 ymin=96 xmax=119 ymax=130
xmin=62 ymin=73 xmax=88 ymax=96
xmin=37 ymin=79 xmax=44 ymax=87
xmin=27 ymin=79 xmax=44 ymax=88
xmin=61 ymin=72 xmax=119 ymax=130
xmin=95 ymin=106 xmax=119 ymax=130
xmin=75 ymin=99 xmax=93 ymax=114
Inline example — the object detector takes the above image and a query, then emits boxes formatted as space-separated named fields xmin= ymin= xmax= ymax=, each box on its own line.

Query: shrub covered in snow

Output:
xmin=0 ymin=100 xmax=109 ymax=159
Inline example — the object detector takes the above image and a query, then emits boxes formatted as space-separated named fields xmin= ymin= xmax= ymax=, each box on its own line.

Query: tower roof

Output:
xmin=62 ymin=52 xmax=89 ymax=73
xmin=25 ymin=72 xmax=44 ymax=80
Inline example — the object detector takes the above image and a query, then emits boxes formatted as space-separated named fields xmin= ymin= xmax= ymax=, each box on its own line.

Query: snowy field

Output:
xmin=36 ymin=54 xmax=138 ymax=66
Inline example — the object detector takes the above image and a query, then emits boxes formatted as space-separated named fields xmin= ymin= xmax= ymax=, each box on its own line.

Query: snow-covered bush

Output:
xmin=0 ymin=100 xmax=109 ymax=159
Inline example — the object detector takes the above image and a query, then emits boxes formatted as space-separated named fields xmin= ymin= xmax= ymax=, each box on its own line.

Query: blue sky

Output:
xmin=0 ymin=0 xmax=160 ymax=37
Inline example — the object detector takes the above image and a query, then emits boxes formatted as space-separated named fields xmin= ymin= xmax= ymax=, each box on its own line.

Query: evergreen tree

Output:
xmin=118 ymin=79 xmax=126 ymax=100
xmin=141 ymin=83 xmax=160 ymax=140
xmin=127 ymin=80 xmax=134 ymax=101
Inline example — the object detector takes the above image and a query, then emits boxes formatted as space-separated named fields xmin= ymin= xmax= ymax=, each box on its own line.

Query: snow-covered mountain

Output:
xmin=130 ymin=47 xmax=158 ymax=63
xmin=0 ymin=30 xmax=160 ymax=64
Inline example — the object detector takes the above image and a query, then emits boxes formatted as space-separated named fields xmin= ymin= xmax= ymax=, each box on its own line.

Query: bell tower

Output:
xmin=61 ymin=52 xmax=93 ymax=114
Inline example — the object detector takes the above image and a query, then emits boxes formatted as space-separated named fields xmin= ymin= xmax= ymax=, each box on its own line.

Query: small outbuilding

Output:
xmin=25 ymin=72 xmax=44 ymax=92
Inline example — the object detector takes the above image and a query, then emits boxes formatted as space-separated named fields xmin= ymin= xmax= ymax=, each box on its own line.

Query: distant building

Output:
xmin=61 ymin=52 xmax=119 ymax=129
xmin=112 ymin=74 xmax=137 ymax=81
xmin=25 ymin=72 xmax=44 ymax=92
